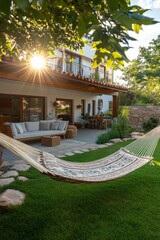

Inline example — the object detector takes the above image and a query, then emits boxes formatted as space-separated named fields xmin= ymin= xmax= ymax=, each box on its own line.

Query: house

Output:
xmin=0 ymin=43 xmax=127 ymax=132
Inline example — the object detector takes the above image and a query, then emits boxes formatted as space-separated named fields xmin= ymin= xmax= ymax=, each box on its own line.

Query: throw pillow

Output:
xmin=57 ymin=121 xmax=66 ymax=130
xmin=50 ymin=121 xmax=60 ymax=130
xmin=25 ymin=122 xmax=39 ymax=132
xmin=40 ymin=121 xmax=50 ymax=130
xmin=19 ymin=122 xmax=27 ymax=133
xmin=15 ymin=123 xmax=24 ymax=134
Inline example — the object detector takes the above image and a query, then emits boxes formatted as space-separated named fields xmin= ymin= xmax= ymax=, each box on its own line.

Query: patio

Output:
xmin=2 ymin=128 xmax=108 ymax=165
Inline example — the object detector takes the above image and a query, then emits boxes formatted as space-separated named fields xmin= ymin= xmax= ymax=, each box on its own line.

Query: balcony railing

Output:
xmin=47 ymin=58 xmax=113 ymax=84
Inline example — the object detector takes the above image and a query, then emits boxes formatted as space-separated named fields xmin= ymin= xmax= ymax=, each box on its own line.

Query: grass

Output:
xmin=0 ymin=140 xmax=160 ymax=240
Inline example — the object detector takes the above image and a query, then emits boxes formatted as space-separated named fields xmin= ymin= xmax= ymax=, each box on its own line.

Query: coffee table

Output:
xmin=41 ymin=136 xmax=60 ymax=147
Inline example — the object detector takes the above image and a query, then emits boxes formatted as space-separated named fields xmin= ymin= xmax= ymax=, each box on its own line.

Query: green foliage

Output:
xmin=0 ymin=0 xmax=158 ymax=68
xmin=96 ymin=106 xmax=132 ymax=144
xmin=122 ymin=35 xmax=160 ymax=105
xmin=142 ymin=117 xmax=159 ymax=133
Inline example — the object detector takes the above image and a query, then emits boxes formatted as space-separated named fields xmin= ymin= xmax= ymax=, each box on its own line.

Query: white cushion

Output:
xmin=25 ymin=122 xmax=39 ymax=132
xmin=15 ymin=123 xmax=24 ymax=134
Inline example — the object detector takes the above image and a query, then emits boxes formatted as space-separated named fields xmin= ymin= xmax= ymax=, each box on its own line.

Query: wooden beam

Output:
xmin=112 ymin=95 xmax=118 ymax=118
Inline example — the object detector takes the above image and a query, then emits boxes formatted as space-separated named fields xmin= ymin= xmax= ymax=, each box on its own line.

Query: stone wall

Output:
xmin=128 ymin=106 xmax=160 ymax=131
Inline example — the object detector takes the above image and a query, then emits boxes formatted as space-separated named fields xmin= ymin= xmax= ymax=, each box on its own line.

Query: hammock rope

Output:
xmin=0 ymin=126 xmax=160 ymax=183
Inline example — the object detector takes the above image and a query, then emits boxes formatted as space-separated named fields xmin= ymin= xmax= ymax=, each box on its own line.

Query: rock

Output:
xmin=106 ymin=143 xmax=114 ymax=146
xmin=1 ymin=170 xmax=19 ymax=178
xmin=65 ymin=152 xmax=75 ymax=156
xmin=0 ymin=178 xmax=15 ymax=187
xmin=11 ymin=164 xmax=31 ymax=171
xmin=131 ymin=132 xmax=144 ymax=139
xmin=110 ymin=138 xmax=123 ymax=143
xmin=80 ymin=148 xmax=90 ymax=152
xmin=122 ymin=138 xmax=133 ymax=141
xmin=0 ymin=189 xmax=25 ymax=207
xmin=73 ymin=150 xmax=83 ymax=154
xmin=97 ymin=144 xmax=108 ymax=148
xmin=17 ymin=176 xmax=29 ymax=181
xmin=0 ymin=171 xmax=3 ymax=175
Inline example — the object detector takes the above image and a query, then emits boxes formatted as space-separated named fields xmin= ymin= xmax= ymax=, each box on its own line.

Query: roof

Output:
xmin=0 ymin=61 xmax=128 ymax=95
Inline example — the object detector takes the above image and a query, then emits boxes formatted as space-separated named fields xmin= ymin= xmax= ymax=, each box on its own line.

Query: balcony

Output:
xmin=47 ymin=58 xmax=113 ymax=84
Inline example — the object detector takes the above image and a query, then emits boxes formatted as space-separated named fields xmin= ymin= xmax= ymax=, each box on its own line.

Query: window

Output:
xmin=56 ymin=98 xmax=73 ymax=123
xmin=22 ymin=97 xmax=44 ymax=122
xmin=0 ymin=94 xmax=45 ymax=122
xmin=65 ymin=52 xmax=81 ymax=75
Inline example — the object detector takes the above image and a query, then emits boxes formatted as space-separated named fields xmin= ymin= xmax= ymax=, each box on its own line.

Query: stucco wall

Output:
xmin=128 ymin=105 xmax=160 ymax=131
xmin=0 ymin=78 xmax=112 ymax=122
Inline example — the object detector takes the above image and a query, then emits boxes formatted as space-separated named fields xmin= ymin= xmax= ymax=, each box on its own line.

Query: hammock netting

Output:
xmin=0 ymin=125 xmax=160 ymax=183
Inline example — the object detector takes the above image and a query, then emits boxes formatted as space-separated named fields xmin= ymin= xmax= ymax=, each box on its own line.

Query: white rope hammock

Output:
xmin=0 ymin=126 xmax=160 ymax=183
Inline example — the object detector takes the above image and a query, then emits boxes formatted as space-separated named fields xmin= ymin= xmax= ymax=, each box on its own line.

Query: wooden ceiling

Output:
xmin=0 ymin=61 xmax=128 ymax=95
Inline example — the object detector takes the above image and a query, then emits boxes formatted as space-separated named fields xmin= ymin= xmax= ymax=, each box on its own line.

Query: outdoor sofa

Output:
xmin=3 ymin=120 xmax=69 ymax=141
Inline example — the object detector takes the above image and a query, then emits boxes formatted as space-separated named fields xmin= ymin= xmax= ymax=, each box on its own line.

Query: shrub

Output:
xmin=142 ymin=118 xmax=158 ymax=133
xmin=96 ymin=106 xmax=132 ymax=144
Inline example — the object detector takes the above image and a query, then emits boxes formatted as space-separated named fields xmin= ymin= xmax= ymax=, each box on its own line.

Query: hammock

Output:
xmin=0 ymin=126 xmax=160 ymax=183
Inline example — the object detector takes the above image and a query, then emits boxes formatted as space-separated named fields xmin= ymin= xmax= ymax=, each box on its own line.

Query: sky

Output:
xmin=114 ymin=0 xmax=160 ymax=82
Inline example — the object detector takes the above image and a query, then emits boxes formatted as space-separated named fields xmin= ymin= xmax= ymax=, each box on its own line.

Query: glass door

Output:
xmin=22 ymin=97 xmax=44 ymax=121
xmin=56 ymin=99 xmax=73 ymax=123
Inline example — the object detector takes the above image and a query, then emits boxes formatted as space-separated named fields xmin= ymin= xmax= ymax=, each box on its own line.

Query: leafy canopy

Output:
xmin=122 ymin=35 xmax=160 ymax=104
xmin=0 ymin=0 xmax=158 ymax=68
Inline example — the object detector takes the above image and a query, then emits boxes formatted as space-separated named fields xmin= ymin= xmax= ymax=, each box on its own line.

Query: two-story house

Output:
xmin=0 ymin=43 xmax=127 ymax=131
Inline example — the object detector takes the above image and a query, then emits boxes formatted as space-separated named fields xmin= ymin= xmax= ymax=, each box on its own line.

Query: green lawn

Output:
xmin=0 ymin=141 xmax=160 ymax=240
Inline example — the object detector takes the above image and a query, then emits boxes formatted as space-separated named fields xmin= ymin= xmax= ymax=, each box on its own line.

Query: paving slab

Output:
xmin=0 ymin=178 xmax=15 ymax=187
xmin=17 ymin=176 xmax=29 ymax=181
xmin=11 ymin=164 xmax=31 ymax=171
xmin=1 ymin=170 xmax=19 ymax=178
xmin=65 ymin=152 xmax=75 ymax=156
xmin=73 ymin=150 xmax=84 ymax=154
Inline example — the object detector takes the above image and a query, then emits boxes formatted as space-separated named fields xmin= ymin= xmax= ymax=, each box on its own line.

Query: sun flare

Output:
xmin=30 ymin=55 xmax=45 ymax=69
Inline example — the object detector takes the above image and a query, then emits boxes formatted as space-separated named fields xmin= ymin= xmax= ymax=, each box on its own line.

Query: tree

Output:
xmin=0 ymin=0 xmax=158 ymax=68
xmin=122 ymin=35 xmax=160 ymax=104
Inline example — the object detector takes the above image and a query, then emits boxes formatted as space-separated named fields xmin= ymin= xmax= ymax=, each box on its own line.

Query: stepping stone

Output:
xmin=1 ymin=170 xmax=19 ymax=178
xmin=0 ymin=189 xmax=25 ymax=207
xmin=110 ymin=138 xmax=123 ymax=143
xmin=106 ymin=143 xmax=114 ymax=146
xmin=17 ymin=176 xmax=29 ymax=181
xmin=122 ymin=138 xmax=133 ymax=141
xmin=97 ymin=144 xmax=107 ymax=148
xmin=88 ymin=147 xmax=98 ymax=150
xmin=0 ymin=178 xmax=15 ymax=187
xmin=73 ymin=150 xmax=83 ymax=154
xmin=11 ymin=164 xmax=31 ymax=171
xmin=80 ymin=148 xmax=90 ymax=152
xmin=65 ymin=152 xmax=75 ymax=156
xmin=56 ymin=155 xmax=66 ymax=158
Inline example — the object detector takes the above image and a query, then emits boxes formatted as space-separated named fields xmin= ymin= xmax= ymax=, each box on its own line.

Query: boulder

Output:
xmin=0 ymin=189 xmax=25 ymax=207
